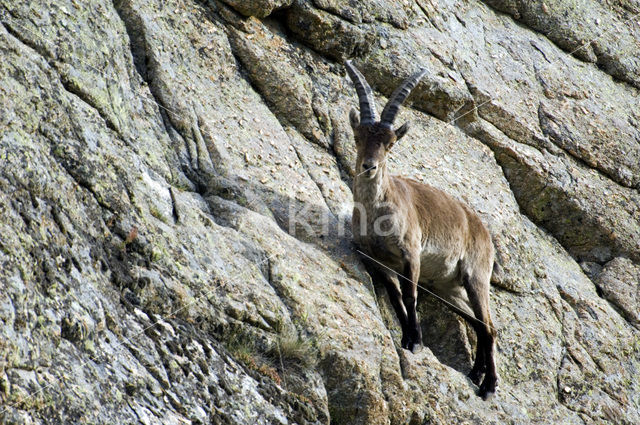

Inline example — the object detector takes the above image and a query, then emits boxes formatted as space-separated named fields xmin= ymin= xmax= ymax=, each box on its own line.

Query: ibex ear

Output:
xmin=349 ymin=108 xmax=360 ymax=131
xmin=396 ymin=121 xmax=411 ymax=141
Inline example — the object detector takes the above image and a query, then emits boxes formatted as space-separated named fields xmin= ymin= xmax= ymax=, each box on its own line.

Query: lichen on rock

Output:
xmin=0 ymin=0 xmax=639 ymax=424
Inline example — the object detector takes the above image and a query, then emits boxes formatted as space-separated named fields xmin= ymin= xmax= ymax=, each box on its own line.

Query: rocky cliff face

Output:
xmin=0 ymin=0 xmax=639 ymax=424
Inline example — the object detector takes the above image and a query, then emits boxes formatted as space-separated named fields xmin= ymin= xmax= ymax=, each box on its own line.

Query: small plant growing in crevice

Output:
xmin=221 ymin=326 xmax=284 ymax=387
xmin=223 ymin=327 xmax=260 ymax=360
xmin=266 ymin=331 xmax=317 ymax=373
xmin=221 ymin=325 xmax=318 ymax=391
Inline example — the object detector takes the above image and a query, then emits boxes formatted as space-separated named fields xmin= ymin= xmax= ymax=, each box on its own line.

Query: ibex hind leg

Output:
xmin=439 ymin=288 xmax=485 ymax=386
xmin=467 ymin=321 xmax=487 ymax=386
xmin=462 ymin=272 xmax=497 ymax=400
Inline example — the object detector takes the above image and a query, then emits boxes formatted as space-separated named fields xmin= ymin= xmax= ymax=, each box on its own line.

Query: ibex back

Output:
xmin=345 ymin=60 xmax=498 ymax=399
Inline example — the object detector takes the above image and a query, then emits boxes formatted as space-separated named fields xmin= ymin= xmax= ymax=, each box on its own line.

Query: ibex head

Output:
xmin=345 ymin=60 xmax=427 ymax=178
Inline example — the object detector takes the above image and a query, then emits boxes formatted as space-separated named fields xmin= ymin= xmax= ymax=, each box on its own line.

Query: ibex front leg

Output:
xmin=401 ymin=254 xmax=422 ymax=352
xmin=361 ymin=257 xmax=409 ymax=334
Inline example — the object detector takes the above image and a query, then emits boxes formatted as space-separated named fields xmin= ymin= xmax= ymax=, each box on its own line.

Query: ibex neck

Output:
xmin=353 ymin=166 xmax=391 ymax=206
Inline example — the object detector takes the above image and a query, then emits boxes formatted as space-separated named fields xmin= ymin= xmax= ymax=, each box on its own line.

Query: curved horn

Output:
xmin=379 ymin=68 xmax=427 ymax=128
xmin=345 ymin=60 xmax=378 ymax=125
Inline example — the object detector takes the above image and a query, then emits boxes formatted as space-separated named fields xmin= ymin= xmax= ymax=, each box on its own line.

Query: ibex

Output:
xmin=345 ymin=60 xmax=498 ymax=399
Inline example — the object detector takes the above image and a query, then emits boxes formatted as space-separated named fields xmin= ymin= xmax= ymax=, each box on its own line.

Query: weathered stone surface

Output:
xmin=482 ymin=0 xmax=640 ymax=89
xmin=312 ymin=0 xmax=411 ymax=28
xmin=468 ymin=119 xmax=640 ymax=264
xmin=358 ymin=26 xmax=475 ymax=123
xmin=221 ymin=0 xmax=293 ymax=18
xmin=227 ymin=17 xmax=329 ymax=148
xmin=285 ymin=1 xmax=376 ymax=61
xmin=591 ymin=257 xmax=640 ymax=329
xmin=1 ymin=0 xmax=639 ymax=423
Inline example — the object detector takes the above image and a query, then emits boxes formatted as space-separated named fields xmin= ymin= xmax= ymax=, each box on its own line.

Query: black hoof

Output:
xmin=479 ymin=388 xmax=495 ymax=401
xmin=407 ymin=342 xmax=421 ymax=353
xmin=468 ymin=368 xmax=484 ymax=386
xmin=401 ymin=335 xmax=421 ymax=353
xmin=478 ymin=378 xmax=497 ymax=400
